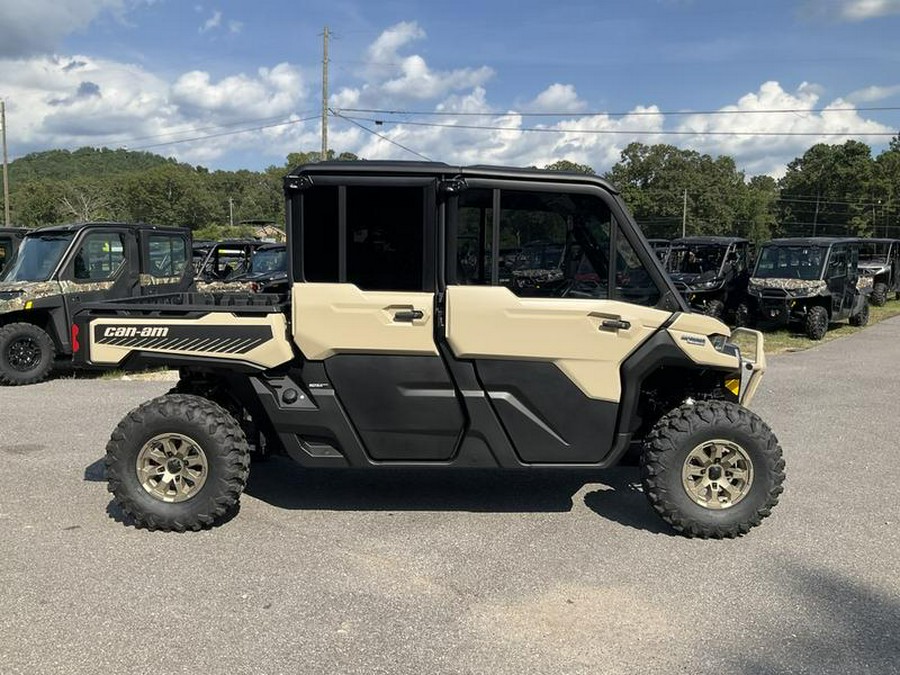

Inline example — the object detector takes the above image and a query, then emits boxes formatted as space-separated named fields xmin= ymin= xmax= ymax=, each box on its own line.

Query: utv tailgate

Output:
xmin=74 ymin=293 xmax=295 ymax=371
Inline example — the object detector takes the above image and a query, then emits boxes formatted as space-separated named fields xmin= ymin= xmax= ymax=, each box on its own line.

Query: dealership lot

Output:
xmin=1 ymin=321 xmax=899 ymax=675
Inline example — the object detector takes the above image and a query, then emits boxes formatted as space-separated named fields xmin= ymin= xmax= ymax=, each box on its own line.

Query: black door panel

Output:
xmin=475 ymin=359 xmax=617 ymax=463
xmin=326 ymin=354 xmax=466 ymax=461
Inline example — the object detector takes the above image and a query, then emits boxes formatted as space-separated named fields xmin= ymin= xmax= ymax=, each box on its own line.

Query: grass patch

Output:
xmin=762 ymin=301 xmax=900 ymax=355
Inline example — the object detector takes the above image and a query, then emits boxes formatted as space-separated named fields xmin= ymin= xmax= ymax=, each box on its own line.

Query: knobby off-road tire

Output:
xmin=850 ymin=301 xmax=870 ymax=327
xmin=0 ymin=322 xmax=56 ymax=386
xmin=105 ymin=394 xmax=250 ymax=531
xmin=870 ymin=282 xmax=888 ymax=307
xmin=804 ymin=305 xmax=828 ymax=340
xmin=641 ymin=400 xmax=785 ymax=538
xmin=732 ymin=302 xmax=751 ymax=328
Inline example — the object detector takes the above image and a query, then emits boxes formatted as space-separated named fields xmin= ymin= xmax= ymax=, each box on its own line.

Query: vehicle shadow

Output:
xmin=243 ymin=457 xmax=674 ymax=534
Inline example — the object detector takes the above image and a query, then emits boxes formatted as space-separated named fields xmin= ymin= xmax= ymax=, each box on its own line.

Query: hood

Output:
xmin=748 ymin=278 xmax=827 ymax=296
xmin=0 ymin=280 xmax=63 ymax=313
xmin=669 ymin=269 xmax=718 ymax=287
xmin=859 ymin=262 xmax=889 ymax=276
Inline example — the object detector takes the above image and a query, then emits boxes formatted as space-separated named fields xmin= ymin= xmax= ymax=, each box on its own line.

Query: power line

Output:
xmin=128 ymin=116 xmax=320 ymax=151
xmin=98 ymin=112 xmax=316 ymax=146
xmin=338 ymin=114 xmax=898 ymax=138
xmin=333 ymin=110 xmax=432 ymax=161
xmin=338 ymin=105 xmax=900 ymax=118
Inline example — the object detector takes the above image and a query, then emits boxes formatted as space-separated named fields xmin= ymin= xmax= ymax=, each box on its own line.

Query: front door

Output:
xmin=139 ymin=229 xmax=192 ymax=295
xmin=444 ymin=184 xmax=671 ymax=463
xmin=827 ymin=244 xmax=849 ymax=317
xmin=59 ymin=228 xmax=139 ymax=330
xmin=290 ymin=179 xmax=465 ymax=461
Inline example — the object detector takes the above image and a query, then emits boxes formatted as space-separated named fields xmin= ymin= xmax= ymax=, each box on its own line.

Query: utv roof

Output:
xmin=29 ymin=222 xmax=190 ymax=235
xmin=209 ymin=239 xmax=264 ymax=247
xmin=762 ymin=237 xmax=857 ymax=247
xmin=0 ymin=227 xmax=30 ymax=235
xmin=858 ymin=238 xmax=900 ymax=244
xmin=671 ymin=236 xmax=749 ymax=245
xmin=284 ymin=160 xmax=620 ymax=194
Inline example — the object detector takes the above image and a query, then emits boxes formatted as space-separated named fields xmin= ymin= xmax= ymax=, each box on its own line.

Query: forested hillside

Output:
xmin=2 ymin=138 xmax=899 ymax=242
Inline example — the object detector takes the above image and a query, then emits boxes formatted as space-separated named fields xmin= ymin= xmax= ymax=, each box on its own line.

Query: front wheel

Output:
xmin=804 ymin=305 xmax=828 ymax=340
xmin=870 ymin=283 xmax=888 ymax=306
xmin=105 ymin=394 xmax=250 ymax=531
xmin=0 ymin=322 xmax=56 ymax=386
xmin=849 ymin=301 xmax=869 ymax=327
xmin=704 ymin=299 xmax=725 ymax=319
xmin=641 ymin=400 xmax=785 ymax=538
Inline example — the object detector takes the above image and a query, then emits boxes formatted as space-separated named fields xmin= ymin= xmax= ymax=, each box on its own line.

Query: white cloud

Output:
xmin=228 ymin=20 xmax=243 ymax=34
xmin=800 ymin=0 xmax=900 ymax=21
xmin=526 ymin=84 xmax=587 ymax=114
xmin=199 ymin=10 xmax=221 ymax=33
xmin=0 ymin=0 xmax=123 ymax=57
xmin=846 ymin=84 xmax=900 ymax=103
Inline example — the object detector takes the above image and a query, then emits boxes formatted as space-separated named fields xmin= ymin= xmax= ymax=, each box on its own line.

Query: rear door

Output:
xmin=827 ymin=245 xmax=849 ymax=317
xmin=139 ymin=229 xmax=192 ymax=295
xmin=290 ymin=177 xmax=465 ymax=462
xmin=444 ymin=182 xmax=672 ymax=463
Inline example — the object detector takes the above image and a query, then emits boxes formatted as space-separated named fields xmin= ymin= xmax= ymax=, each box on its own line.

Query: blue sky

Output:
xmin=1 ymin=0 xmax=898 ymax=176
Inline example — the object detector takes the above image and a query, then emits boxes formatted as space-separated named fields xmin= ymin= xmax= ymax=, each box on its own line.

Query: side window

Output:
xmin=72 ymin=232 xmax=126 ymax=282
xmin=147 ymin=234 xmax=188 ymax=278
xmin=829 ymin=248 xmax=847 ymax=277
xmin=614 ymin=225 xmax=660 ymax=307
xmin=457 ymin=189 xmax=493 ymax=285
xmin=302 ymin=185 xmax=340 ymax=283
xmin=0 ymin=237 xmax=9 ymax=272
xmin=346 ymin=186 xmax=425 ymax=291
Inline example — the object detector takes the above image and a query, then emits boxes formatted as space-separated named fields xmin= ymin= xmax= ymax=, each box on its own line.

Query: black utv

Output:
xmin=224 ymin=242 xmax=289 ymax=294
xmin=0 ymin=227 xmax=29 ymax=274
xmin=0 ymin=222 xmax=192 ymax=385
xmin=858 ymin=238 xmax=900 ymax=306
xmin=194 ymin=239 xmax=266 ymax=291
xmin=666 ymin=237 xmax=752 ymax=324
xmin=747 ymin=237 xmax=870 ymax=340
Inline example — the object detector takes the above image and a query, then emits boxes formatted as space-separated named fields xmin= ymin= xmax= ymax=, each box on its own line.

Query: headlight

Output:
xmin=692 ymin=279 xmax=720 ymax=290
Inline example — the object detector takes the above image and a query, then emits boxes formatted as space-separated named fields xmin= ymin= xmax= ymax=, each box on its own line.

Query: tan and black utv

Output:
xmin=76 ymin=162 xmax=785 ymax=538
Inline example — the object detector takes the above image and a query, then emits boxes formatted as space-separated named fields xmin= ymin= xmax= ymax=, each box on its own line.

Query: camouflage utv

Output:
xmin=194 ymin=240 xmax=266 ymax=293
xmin=857 ymin=238 xmax=900 ymax=306
xmin=747 ymin=237 xmax=870 ymax=340
xmin=0 ymin=222 xmax=192 ymax=385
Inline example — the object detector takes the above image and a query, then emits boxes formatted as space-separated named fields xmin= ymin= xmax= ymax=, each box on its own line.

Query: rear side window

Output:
xmin=0 ymin=237 xmax=10 ymax=272
xmin=72 ymin=232 xmax=126 ymax=281
xmin=301 ymin=184 xmax=428 ymax=291
xmin=148 ymin=234 xmax=188 ymax=278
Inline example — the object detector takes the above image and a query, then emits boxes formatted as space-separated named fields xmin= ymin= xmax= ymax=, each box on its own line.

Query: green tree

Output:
xmin=542 ymin=159 xmax=595 ymax=175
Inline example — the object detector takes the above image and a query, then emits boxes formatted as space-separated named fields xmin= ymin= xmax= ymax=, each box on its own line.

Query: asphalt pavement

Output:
xmin=1 ymin=321 xmax=899 ymax=675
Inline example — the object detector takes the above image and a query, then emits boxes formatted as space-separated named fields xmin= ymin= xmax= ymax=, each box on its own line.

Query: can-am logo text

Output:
xmin=102 ymin=326 xmax=169 ymax=338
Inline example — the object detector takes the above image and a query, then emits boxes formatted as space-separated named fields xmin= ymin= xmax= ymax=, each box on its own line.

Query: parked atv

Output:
xmin=858 ymin=238 xmax=900 ymax=306
xmin=0 ymin=227 xmax=29 ymax=274
xmin=0 ymin=222 xmax=192 ymax=385
xmin=666 ymin=237 xmax=752 ymax=325
xmin=747 ymin=237 xmax=870 ymax=340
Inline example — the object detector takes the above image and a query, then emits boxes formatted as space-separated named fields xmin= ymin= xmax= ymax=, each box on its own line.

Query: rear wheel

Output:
xmin=871 ymin=283 xmax=888 ymax=306
xmin=850 ymin=301 xmax=869 ymax=327
xmin=732 ymin=302 xmax=751 ymax=328
xmin=641 ymin=400 xmax=785 ymax=538
xmin=0 ymin=322 xmax=56 ymax=386
xmin=804 ymin=305 xmax=828 ymax=340
xmin=105 ymin=394 xmax=250 ymax=531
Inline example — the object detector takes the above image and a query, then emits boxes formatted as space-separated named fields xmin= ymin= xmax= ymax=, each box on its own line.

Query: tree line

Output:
xmin=2 ymin=138 xmax=899 ymax=242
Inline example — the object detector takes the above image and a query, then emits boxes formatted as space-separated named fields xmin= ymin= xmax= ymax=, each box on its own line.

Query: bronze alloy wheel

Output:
xmin=681 ymin=439 xmax=754 ymax=510
xmin=136 ymin=433 xmax=209 ymax=503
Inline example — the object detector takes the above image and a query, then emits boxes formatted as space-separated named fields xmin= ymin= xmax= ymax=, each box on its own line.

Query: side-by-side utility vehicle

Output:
xmin=0 ymin=222 xmax=192 ymax=385
xmin=0 ymin=227 xmax=29 ymax=274
xmin=666 ymin=236 xmax=752 ymax=324
xmin=747 ymin=237 xmax=870 ymax=340
xmin=75 ymin=162 xmax=785 ymax=538
xmin=858 ymin=238 xmax=900 ymax=306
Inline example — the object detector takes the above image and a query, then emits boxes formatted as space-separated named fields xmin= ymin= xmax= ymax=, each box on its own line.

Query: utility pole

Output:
xmin=1 ymin=100 xmax=9 ymax=226
xmin=812 ymin=190 xmax=820 ymax=237
xmin=681 ymin=188 xmax=687 ymax=237
xmin=228 ymin=197 xmax=234 ymax=227
xmin=321 ymin=26 xmax=330 ymax=162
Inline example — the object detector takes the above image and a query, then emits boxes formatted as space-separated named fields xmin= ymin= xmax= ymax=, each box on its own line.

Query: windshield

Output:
xmin=859 ymin=242 xmax=889 ymax=263
xmin=754 ymin=245 xmax=826 ymax=280
xmin=249 ymin=248 xmax=286 ymax=274
xmin=0 ymin=233 xmax=74 ymax=282
xmin=666 ymin=244 xmax=726 ymax=275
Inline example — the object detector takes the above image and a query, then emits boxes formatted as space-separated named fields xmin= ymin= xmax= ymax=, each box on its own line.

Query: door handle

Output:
xmin=393 ymin=309 xmax=424 ymax=322
xmin=601 ymin=318 xmax=631 ymax=330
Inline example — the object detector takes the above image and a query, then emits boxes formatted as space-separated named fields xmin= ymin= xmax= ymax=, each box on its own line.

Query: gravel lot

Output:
xmin=2 ymin=321 xmax=899 ymax=675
